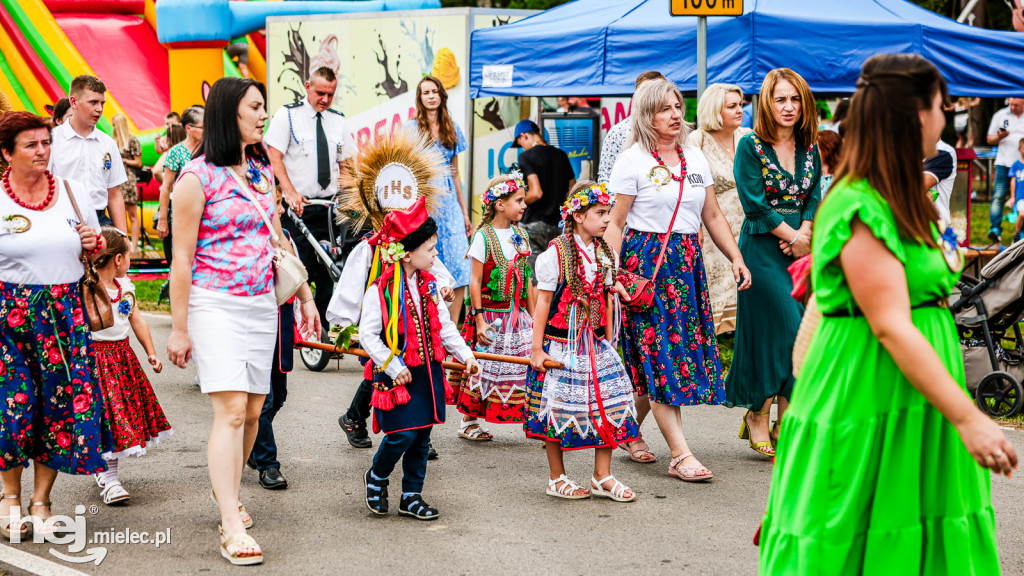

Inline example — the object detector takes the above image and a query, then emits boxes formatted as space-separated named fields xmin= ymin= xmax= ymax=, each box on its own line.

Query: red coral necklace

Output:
xmin=3 ymin=169 xmax=56 ymax=211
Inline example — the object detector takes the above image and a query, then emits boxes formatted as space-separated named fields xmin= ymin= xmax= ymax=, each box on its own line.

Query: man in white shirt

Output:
xmin=48 ymin=75 xmax=128 ymax=232
xmin=923 ymin=139 xmax=957 ymax=223
xmin=264 ymin=66 xmax=358 ymax=325
xmin=986 ymin=97 xmax=1024 ymax=240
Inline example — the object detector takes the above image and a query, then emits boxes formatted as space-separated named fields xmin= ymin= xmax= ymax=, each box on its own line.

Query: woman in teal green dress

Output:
xmin=725 ymin=68 xmax=820 ymax=457
xmin=760 ymin=54 xmax=1017 ymax=575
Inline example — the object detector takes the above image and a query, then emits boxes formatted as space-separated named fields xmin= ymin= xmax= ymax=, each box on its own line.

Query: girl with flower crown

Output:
xmin=454 ymin=172 xmax=534 ymax=440
xmin=526 ymin=180 xmax=639 ymax=502
xmin=90 ymin=227 xmax=172 ymax=506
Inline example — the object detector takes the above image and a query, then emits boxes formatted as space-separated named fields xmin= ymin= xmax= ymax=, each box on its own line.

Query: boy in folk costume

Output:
xmin=359 ymin=197 xmax=479 ymax=520
xmin=327 ymin=131 xmax=455 ymax=453
xmin=526 ymin=181 xmax=640 ymax=502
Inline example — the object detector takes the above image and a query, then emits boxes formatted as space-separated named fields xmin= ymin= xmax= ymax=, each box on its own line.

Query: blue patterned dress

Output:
xmin=405 ymin=120 xmax=470 ymax=288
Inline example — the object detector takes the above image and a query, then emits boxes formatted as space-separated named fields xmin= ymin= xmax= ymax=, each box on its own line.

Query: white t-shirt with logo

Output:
xmin=987 ymin=107 xmax=1024 ymax=168
xmin=0 ymin=178 xmax=99 ymax=285
xmin=608 ymin=142 xmax=714 ymax=234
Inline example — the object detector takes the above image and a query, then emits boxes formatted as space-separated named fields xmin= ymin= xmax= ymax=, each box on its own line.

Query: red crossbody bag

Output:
xmin=616 ymin=178 xmax=685 ymax=312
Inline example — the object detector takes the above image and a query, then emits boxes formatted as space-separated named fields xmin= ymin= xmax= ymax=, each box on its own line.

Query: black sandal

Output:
xmin=364 ymin=470 xmax=388 ymax=515
xmin=399 ymin=494 xmax=439 ymax=521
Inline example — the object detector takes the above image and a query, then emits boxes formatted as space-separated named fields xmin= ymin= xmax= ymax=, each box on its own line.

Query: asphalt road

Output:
xmin=1 ymin=312 xmax=1022 ymax=576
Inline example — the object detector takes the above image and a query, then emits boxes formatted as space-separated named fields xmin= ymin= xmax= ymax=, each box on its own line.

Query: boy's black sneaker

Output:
xmin=399 ymin=494 xmax=439 ymax=520
xmin=340 ymin=414 xmax=372 ymax=449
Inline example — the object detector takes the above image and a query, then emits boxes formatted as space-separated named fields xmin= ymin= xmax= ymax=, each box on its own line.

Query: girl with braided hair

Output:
xmin=525 ymin=180 xmax=639 ymax=502
xmin=454 ymin=171 xmax=534 ymax=439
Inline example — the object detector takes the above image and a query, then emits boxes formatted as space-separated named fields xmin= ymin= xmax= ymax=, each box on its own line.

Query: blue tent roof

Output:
xmin=469 ymin=0 xmax=1024 ymax=98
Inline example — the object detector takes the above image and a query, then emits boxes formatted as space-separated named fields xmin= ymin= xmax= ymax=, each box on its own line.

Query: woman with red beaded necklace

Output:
xmin=0 ymin=111 xmax=112 ymax=540
xmin=607 ymin=79 xmax=750 ymax=482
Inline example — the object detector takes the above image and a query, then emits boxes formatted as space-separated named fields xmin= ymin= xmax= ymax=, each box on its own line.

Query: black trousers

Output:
xmin=281 ymin=203 xmax=340 ymax=328
xmin=345 ymin=379 xmax=374 ymax=425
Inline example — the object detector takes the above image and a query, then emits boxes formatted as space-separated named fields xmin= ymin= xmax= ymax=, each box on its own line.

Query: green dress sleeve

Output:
xmin=734 ymin=134 xmax=784 ymax=234
xmin=801 ymin=146 xmax=822 ymax=222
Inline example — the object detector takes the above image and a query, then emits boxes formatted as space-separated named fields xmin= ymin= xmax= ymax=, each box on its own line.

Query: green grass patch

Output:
xmin=133 ymin=279 xmax=169 ymax=313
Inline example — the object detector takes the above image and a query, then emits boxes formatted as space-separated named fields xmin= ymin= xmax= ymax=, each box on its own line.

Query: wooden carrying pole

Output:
xmin=296 ymin=341 xmax=565 ymax=371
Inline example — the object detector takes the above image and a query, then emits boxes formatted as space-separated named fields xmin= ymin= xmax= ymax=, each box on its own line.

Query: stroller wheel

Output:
xmin=975 ymin=371 xmax=1023 ymax=419
xmin=300 ymin=327 xmax=334 ymax=372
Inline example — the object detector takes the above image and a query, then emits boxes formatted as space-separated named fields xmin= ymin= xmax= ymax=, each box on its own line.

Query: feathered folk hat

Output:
xmin=334 ymin=128 xmax=445 ymax=233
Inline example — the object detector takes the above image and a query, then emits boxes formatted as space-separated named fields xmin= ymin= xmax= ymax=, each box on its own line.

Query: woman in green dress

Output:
xmin=725 ymin=69 xmax=820 ymax=457
xmin=760 ymin=54 xmax=1017 ymax=575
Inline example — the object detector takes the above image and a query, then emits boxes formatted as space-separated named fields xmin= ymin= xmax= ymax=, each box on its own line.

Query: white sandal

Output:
xmin=457 ymin=419 xmax=493 ymax=441
xmin=95 ymin=473 xmax=106 ymax=489
xmin=101 ymin=482 xmax=130 ymax=505
xmin=591 ymin=475 xmax=636 ymax=502
xmin=545 ymin=474 xmax=590 ymax=499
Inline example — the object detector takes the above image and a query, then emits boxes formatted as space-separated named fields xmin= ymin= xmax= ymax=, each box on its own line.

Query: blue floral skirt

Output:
xmin=0 ymin=280 xmax=111 ymax=474
xmin=620 ymin=231 xmax=726 ymax=406
xmin=431 ymin=176 xmax=471 ymax=288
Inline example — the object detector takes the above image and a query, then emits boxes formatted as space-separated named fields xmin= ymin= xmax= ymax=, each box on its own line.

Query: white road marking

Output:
xmin=0 ymin=542 xmax=90 ymax=576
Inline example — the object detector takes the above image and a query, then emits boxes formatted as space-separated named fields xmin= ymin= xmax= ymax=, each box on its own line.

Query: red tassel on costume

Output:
xmin=393 ymin=385 xmax=411 ymax=405
xmin=370 ymin=389 xmax=395 ymax=411
xmin=370 ymin=385 xmax=412 ymax=411
xmin=363 ymin=361 xmax=374 ymax=381
xmin=443 ymin=375 xmax=454 ymax=397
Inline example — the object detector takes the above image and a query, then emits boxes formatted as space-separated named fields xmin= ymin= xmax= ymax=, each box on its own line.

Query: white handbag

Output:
xmin=229 ymin=167 xmax=309 ymax=306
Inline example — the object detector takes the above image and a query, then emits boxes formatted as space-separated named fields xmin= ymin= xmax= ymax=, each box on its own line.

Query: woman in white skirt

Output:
xmin=166 ymin=77 xmax=319 ymax=566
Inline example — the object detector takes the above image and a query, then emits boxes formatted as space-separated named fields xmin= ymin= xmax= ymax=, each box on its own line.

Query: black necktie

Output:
xmin=316 ymin=112 xmax=330 ymax=190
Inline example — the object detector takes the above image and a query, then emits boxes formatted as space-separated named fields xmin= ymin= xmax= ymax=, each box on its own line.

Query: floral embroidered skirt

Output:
xmin=524 ymin=336 xmax=638 ymax=450
xmin=620 ymin=231 xmax=726 ymax=406
xmin=456 ymin=308 xmax=532 ymax=423
xmin=0 ymin=281 xmax=111 ymax=474
xmin=93 ymin=338 xmax=172 ymax=459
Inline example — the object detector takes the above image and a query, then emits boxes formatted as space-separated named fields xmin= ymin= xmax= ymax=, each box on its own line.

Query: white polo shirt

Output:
xmin=987 ymin=107 xmax=1024 ymax=168
xmin=47 ymin=121 xmax=128 ymax=210
xmin=264 ymin=99 xmax=358 ymax=199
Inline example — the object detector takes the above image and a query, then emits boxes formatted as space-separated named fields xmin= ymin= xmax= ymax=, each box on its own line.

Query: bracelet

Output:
xmin=788 ymin=232 xmax=802 ymax=246
xmin=300 ymin=296 xmax=314 ymax=304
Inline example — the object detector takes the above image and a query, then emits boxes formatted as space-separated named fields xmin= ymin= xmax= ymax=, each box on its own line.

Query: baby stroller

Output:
xmin=951 ymin=240 xmax=1024 ymax=418
xmin=287 ymin=199 xmax=362 ymax=372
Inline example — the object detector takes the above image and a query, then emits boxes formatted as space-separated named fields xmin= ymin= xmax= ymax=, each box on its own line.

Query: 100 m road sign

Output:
xmin=670 ymin=0 xmax=743 ymax=16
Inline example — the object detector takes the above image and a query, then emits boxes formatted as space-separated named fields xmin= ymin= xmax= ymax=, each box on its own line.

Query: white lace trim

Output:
xmin=102 ymin=429 xmax=174 ymax=460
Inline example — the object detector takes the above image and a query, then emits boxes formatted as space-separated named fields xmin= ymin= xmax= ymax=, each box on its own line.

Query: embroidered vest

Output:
xmin=479 ymin=224 xmax=532 ymax=312
xmin=374 ymin=269 xmax=447 ymax=368
xmin=542 ymin=235 xmax=612 ymax=342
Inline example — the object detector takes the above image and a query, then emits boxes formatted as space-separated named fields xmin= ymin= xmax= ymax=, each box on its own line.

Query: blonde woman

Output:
xmin=690 ymin=83 xmax=751 ymax=334
xmin=112 ymin=114 xmax=142 ymax=256
xmin=607 ymin=79 xmax=750 ymax=478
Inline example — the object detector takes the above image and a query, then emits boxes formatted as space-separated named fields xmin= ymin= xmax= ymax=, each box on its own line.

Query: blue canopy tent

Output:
xmin=469 ymin=0 xmax=1024 ymax=97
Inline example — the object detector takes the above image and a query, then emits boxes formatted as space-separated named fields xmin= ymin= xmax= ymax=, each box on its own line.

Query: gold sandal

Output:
xmin=210 ymin=489 xmax=253 ymax=529
xmin=0 ymin=494 xmax=29 ymax=540
xmin=219 ymin=526 xmax=263 ymax=566
xmin=739 ymin=410 xmax=775 ymax=458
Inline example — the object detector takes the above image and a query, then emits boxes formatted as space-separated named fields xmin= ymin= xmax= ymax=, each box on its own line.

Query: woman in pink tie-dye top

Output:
xmin=164 ymin=78 xmax=321 ymax=566
xmin=181 ymin=154 xmax=276 ymax=295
